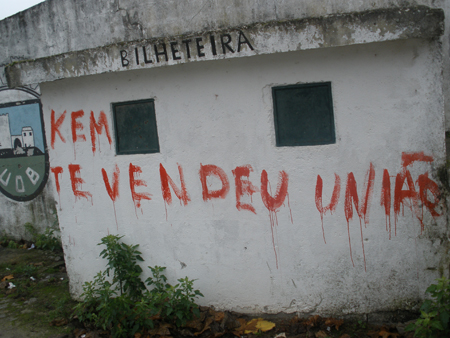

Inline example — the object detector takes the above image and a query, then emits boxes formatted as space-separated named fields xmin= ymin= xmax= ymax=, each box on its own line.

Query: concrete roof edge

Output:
xmin=5 ymin=5 xmax=444 ymax=88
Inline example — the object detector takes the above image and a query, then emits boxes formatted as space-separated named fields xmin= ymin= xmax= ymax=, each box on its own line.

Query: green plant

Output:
xmin=7 ymin=240 xmax=18 ymax=249
xmin=24 ymin=223 xmax=62 ymax=252
xmin=0 ymin=231 xmax=8 ymax=245
xmin=146 ymin=266 xmax=203 ymax=327
xmin=99 ymin=235 xmax=146 ymax=300
xmin=14 ymin=264 xmax=38 ymax=277
xmin=406 ymin=277 xmax=450 ymax=337
xmin=49 ymin=294 xmax=74 ymax=320
xmin=74 ymin=235 xmax=203 ymax=338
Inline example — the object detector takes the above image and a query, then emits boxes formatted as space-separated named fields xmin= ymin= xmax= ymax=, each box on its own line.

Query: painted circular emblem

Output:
xmin=0 ymin=95 xmax=49 ymax=201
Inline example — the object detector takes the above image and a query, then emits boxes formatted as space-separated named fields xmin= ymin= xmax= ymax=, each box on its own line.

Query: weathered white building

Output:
xmin=1 ymin=0 xmax=450 ymax=317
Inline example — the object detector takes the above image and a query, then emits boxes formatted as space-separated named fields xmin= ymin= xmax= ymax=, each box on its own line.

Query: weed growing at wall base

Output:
xmin=24 ymin=222 xmax=62 ymax=251
xmin=73 ymin=235 xmax=203 ymax=338
xmin=406 ymin=277 xmax=450 ymax=337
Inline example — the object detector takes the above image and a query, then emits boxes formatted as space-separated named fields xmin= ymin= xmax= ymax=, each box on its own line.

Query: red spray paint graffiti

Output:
xmin=393 ymin=152 xmax=438 ymax=233
xmin=344 ymin=163 xmax=375 ymax=271
xmin=71 ymin=110 xmax=86 ymax=159
xmin=160 ymin=163 xmax=190 ymax=206
xmin=90 ymin=111 xmax=112 ymax=155
xmin=199 ymin=164 xmax=230 ymax=201
xmin=315 ymin=173 xmax=341 ymax=243
xmin=261 ymin=170 xmax=289 ymax=269
xmin=402 ymin=151 xmax=433 ymax=167
xmin=394 ymin=167 xmax=419 ymax=234
xmin=160 ymin=163 xmax=191 ymax=220
xmin=232 ymin=165 xmax=258 ymax=214
xmin=129 ymin=163 xmax=152 ymax=215
xmin=417 ymin=172 xmax=441 ymax=218
xmin=380 ymin=169 xmax=392 ymax=239
xmin=102 ymin=164 xmax=120 ymax=229
xmin=51 ymin=166 xmax=63 ymax=205
xmin=51 ymin=110 xmax=66 ymax=149
xmin=68 ymin=164 xmax=92 ymax=202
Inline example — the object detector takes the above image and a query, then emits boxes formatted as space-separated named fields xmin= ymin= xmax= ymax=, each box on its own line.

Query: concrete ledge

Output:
xmin=5 ymin=6 xmax=444 ymax=87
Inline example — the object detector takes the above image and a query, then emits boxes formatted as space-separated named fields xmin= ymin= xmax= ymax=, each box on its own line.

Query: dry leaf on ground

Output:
xmin=315 ymin=330 xmax=328 ymax=338
xmin=50 ymin=318 xmax=69 ymax=326
xmin=305 ymin=315 xmax=322 ymax=327
xmin=325 ymin=318 xmax=344 ymax=330
xmin=214 ymin=311 xmax=225 ymax=322
xmin=1 ymin=274 xmax=13 ymax=282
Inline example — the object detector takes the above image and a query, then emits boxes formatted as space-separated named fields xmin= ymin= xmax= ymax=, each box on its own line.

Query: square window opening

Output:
xmin=112 ymin=99 xmax=160 ymax=155
xmin=272 ymin=82 xmax=336 ymax=147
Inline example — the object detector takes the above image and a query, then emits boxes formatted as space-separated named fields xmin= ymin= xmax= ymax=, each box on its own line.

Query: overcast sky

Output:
xmin=0 ymin=0 xmax=45 ymax=21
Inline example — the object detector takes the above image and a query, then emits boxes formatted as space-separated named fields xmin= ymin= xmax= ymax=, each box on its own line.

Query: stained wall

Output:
xmin=40 ymin=37 xmax=447 ymax=314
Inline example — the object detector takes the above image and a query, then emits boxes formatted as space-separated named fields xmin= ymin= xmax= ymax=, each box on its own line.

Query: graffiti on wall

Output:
xmin=0 ymin=88 xmax=49 ymax=201
xmin=48 ymin=109 xmax=444 ymax=269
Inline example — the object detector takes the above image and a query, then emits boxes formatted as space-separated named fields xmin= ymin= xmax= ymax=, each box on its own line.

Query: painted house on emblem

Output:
xmin=0 ymin=0 xmax=450 ymax=318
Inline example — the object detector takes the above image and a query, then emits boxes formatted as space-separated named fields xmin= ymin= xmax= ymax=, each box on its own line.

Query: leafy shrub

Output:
xmin=146 ymin=266 xmax=203 ymax=327
xmin=24 ymin=222 xmax=62 ymax=251
xmin=7 ymin=240 xmax=18 ymax=249
xmin=406 ymin=277 xmax=450 ymax=337
xmin=74 ymin=235 xmax=203 ymax=338
xmin=99 ymin=235 xmax=146 ymax=301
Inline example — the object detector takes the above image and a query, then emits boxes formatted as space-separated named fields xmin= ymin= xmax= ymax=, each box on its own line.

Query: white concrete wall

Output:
xmin=1 ymin=0 xmax=449 ymax=250
xmin=41 ymin=38 xmax=447 ymax=314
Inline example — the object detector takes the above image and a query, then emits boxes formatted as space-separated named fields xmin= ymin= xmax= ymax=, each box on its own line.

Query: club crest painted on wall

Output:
xmin=0 ymin=87 xmax=49 ymax=201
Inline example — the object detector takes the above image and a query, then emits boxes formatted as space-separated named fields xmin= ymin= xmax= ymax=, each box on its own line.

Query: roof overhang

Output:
xmin=5 ymin=6 xmax=444 ymax=88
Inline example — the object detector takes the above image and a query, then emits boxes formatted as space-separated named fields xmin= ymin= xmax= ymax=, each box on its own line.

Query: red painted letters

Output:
xmin=68 ymin=164 xmax=92 ymax=202
xmin=71 ymin=110 xmax=86 ymax=144
xmin=260 ymin=170 xmax=289 ymax=212
xmin=402 ymin=152 xmax=433 ymax=168
xmin=315 ymin=173 xmax=341 ymax=243
xmin=380 ymin=169 xmax=392 ymax=239
xmin=51 ymin=110 xmax=66 ymax=149
xmin=90 ymin=111 xmax=112 ymax=155
xmin=232 ymin=165 xmax=258 ymax=214
xmin=344 ymin=163 xmax=375 ymax=271
xmin=102 ymin=165 xmax=120 ymax=202
xmin=51 ymin=166 xmax=63 ymax=195
xmin=199 ymin=164 xmax=230 ymax=201
xmin=102 ymin=164 xmax=120 ymax=229
xmin=160 ymin=163 xmax=190 ymax=206
xmin=260 ymin=170 xmax=289 ymax=268
xmin=129 ymin=163 xmax=152 ymax=212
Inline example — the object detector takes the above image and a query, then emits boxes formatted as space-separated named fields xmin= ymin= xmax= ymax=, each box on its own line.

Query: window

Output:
xmin=112 ymin=99 xmax=160 ymax=155
xmin=272 ymin=82 xmax=335 ymax=147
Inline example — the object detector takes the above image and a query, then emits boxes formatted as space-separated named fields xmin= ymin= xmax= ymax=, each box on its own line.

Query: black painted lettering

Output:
xmin=154 ymin=43 xmax=168 ymax=62
xmin=210 ymin=35 xmax=217 ymax=56
xmin=170 ymin=42 xmax=181 ymax=60
xmin=182 ymin=39 xmax=192 ymax=59
xmin=196 ymin=37 xmax=205 ymax=57
xmin=142 ymin=46 xmax=153 ymax=64
xmin=135 ymin=47 xmax=140 ymax=65
xmin=120 ymin=50 xmax=129 ymax=67
xmin=237 ymin=31 xmax=254 ymax=52
xmin=221 ymin=34 xmax=235 ymax=54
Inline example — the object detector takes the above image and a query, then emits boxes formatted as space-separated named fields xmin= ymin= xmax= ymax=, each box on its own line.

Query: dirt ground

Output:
xmin=0 ymin=246 xmax=76 ymax=338
xmin=0 ymin=246 xmax=418 ymax=338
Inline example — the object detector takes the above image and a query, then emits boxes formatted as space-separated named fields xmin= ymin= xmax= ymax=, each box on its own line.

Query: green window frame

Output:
xmin=112 ymin=99 xmax=160 ymax=155
xmin=272 ymin=82 xmax=336 ymax=147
